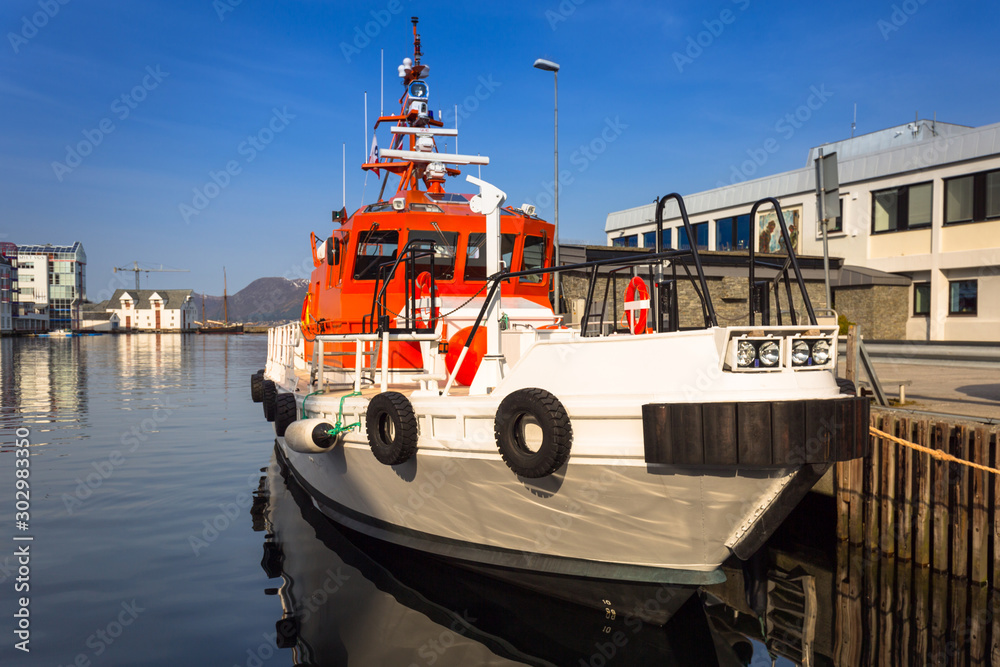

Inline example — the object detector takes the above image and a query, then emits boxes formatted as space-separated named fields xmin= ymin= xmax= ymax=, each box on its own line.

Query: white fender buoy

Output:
xmin=283 ymin=419 xmax=337 ymax=454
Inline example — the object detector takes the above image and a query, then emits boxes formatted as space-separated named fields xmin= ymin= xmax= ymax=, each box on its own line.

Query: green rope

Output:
xmin=327 ymin=391 xmax=362 ymax=438
xmin=301 ymin=390 xmax=324 ymax=419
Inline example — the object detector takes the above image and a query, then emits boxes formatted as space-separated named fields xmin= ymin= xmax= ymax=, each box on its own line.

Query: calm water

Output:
xmin=5 ymin=333 xmax=971 ymax=666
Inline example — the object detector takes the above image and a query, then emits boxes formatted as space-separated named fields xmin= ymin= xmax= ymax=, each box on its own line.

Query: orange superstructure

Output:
xmin=301 ymin=18 xmax=555 ymax=379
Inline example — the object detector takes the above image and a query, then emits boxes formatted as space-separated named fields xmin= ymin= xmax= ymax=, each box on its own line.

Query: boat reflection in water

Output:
xmin=253 ymin=447 xmax=755 ymax=666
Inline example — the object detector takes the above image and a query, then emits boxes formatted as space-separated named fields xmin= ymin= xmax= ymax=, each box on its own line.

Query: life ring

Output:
xmin=623 ymin=276 xmax=650 ymax=335
xmin=414 ymin=271 xmax=436 ymax=328
xmin=494 ymin=388 xmax=573 ymax=478
xmin=366 ymin=392 xmax=419 ymax=465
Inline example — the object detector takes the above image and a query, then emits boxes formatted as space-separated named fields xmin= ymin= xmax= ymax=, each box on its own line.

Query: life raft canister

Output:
xmin=444 ymin=326 xmax=486 ymax=386
xmin=623 ymin=276 xmax=650 ymax=335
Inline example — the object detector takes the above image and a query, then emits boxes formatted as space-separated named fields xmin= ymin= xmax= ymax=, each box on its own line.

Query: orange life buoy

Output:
xmin=414 ymin=271 xmax=437 ymax=328
xmin=623 ymin=276 xmax=650 ymax=335
xmin=444 ymin=326 xmax=486 ymax=386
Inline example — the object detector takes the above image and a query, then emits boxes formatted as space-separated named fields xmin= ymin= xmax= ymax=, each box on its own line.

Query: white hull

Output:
xmin=277 ymin=430 xmax=812 ymax=582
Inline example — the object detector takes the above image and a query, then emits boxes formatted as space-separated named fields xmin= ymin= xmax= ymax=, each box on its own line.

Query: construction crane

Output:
xmin=113 ymin=262 xmax=190 ymax=291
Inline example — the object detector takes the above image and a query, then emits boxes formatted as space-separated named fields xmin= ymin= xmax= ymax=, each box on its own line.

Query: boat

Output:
xmin=43 ymin=329 xmax=76 ymax=337
xmin=198 ymin=268 xmax=244 ymax=334
xmin=253 ymin=18 xmax=869 ymax=598
xmin=254 ymin=448 xmax=749 ymax=664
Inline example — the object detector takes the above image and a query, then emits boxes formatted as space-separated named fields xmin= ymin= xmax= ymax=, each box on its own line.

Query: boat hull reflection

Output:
xmin=257 ymin=444 xmax=747 ymax=666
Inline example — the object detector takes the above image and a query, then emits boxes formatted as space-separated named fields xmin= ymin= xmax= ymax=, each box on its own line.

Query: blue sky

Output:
xmin=2 ymin=0 xmax=999 ymax=298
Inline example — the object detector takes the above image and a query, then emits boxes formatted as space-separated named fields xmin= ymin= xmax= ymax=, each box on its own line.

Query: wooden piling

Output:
xmin=865 ymin=422 xmax=882 ymax=553
xmin=897 ymin=416 xmax=914 ymax=562
xmin=950 ymin=427 xmax=970 ymax=580
xmin=969 ymin=583 xmax=987 ymax=666
xmin=970 ymin=427 xmax=989 ymax=586
xmin=895 ymin=559 xmax=913 ymax=667
xmin=913 ymin=564 xmax=930 ymax=660
xmin=930 ymin=423 xmax=950 ymax=573
xmin=914 ymin=420 xmax=932 ymax=567
xmin=878 ymin=554 xmax=895 ymax=665
xmin=929 ymin=571 xmax=949 ymax=665
xmin=880 ymin=415 xmax=897 ymax=555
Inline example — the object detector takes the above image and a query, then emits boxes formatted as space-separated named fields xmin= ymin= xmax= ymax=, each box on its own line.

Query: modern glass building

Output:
xmin=15 ymin=242 xmax=87 ymax=331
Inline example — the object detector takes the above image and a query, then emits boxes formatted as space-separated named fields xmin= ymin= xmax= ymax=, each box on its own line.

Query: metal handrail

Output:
xmin=747 ymin=197 xmax=817 ymax=326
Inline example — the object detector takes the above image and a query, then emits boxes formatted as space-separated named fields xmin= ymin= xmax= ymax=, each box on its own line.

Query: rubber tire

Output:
xmin=274 ymin=393 xmax=297 ymax=437
xmin=263 ymin=380 xmax=277 ymax=422
xmin=365 ymin=392 xmax=419 ymax=465
xmin=837 ymin=377 xmax=857 ymax=396
xmin=494 ymin=388 xmax=573 ymax=478
xmin=251 ymin=371 xmax=264 ymax=403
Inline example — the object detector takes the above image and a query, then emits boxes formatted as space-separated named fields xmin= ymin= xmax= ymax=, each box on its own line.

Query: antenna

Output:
xmin=411 ymin=17 xmax=421 ymax=65
xmin=851 ymin=102 xmax=857 ymax=138
xmin=455 ymin=104 xmax=459 ymax=153
xmin=342 ymin=142 xmax=346 ymax=209
xmin=380 ymin=49 xmax=384 ymax=117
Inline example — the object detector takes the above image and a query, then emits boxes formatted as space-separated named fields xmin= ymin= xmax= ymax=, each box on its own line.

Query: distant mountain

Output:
xmin=194 ymin=277 xmax=308 ymax=324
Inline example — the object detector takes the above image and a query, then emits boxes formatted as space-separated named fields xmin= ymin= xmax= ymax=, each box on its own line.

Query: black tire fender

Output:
xmin=274 ymin=393 xmax=297 ymax=437
xmin=251 ymin=371 xmax=264 ymax=403
xmin=365 ymin=392 xmax=419 ymax=465
xmin=263 ymin=380 xmax=277 ymax=422
xmin=494 ymin=388 xmax=573 ymax=478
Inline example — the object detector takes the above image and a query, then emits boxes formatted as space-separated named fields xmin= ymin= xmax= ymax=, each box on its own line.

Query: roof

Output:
xmin=606 ymin=119 xmax=1000 ymax=233
xmin=15 ymin=241 xmax=86 ymax=262
xmin=833 ymin=265 xmax=911 ymax=288
xmin=82 ymin=311 xmax=116 ymax=321
xmin=107 ymin=289 xmax=194 ymax=308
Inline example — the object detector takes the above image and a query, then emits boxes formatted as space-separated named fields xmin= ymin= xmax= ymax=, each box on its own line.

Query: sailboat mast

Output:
xmin=223 ymin=267 xmax=228 ymax=324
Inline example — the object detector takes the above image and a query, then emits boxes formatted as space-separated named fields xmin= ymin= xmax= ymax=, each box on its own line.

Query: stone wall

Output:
xmin=834 ymin=285 xmax=908 ymax=340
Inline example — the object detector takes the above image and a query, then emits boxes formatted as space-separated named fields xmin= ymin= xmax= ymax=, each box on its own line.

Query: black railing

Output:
xmin=361 ymin=240 xmax=439 ymax=334
xmin=747 ymin=197 xmax=816 ymax=326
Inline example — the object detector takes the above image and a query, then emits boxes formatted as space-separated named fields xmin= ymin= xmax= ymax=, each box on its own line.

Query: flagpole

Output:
xmin=342 ymin=142 xmax=346 ymax=209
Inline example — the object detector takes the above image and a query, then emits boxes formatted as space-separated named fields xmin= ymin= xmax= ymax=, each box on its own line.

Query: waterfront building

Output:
xmin=80 ymin=302 xmax=120 ymax=332
xmin=106 ymin=289 xmax=197 ymax=331
xmin=0 ymin=243 xmax=15 ymax=334
xmin=14 ymin=242 xmax=87 ymax=332
xmin=605 ymin=119 xmax=1000 ymax=342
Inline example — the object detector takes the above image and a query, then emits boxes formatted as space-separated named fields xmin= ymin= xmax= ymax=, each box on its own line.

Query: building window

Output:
xmin=715 ymin=215 xmax=751 ymax=251
xmin=948 ymin=280 xmax=977 ymax=315
xmin=913 ymin=282 xmax=930 ymax=316
xmin=944 ymin=169 xmax=1000 ymax=224
xmin=872 ymin=182 xmax=932 ymax=233
xmin=612 ymin=234 xmax=638 ymax=248
xmin=678 ymin=222 xmax=708 ymax=250
xmin=828 ymin=197 xmax=845 ymax=233
xmin=642 ymin=229 xmax=672 ymax=249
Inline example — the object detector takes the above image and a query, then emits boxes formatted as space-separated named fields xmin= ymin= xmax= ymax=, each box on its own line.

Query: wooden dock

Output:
xmin=834 ymin=408 xmax=1000 ymax=665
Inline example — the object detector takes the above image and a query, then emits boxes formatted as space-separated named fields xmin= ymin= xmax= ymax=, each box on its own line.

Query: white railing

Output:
xmin=267 ymin=322 xmax=300 ymax=386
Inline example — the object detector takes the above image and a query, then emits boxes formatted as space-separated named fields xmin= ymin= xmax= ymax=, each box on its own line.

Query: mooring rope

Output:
xmin=869 ymin=426 xmax=1000 ymax=476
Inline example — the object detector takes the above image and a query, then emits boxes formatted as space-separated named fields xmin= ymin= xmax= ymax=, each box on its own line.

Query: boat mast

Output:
xmin=223 ymin=267 xmax=228 ymax=325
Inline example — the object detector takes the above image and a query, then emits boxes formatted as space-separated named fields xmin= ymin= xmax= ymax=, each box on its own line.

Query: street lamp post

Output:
xmin=533 ymin=58 xmax=560 ymax=315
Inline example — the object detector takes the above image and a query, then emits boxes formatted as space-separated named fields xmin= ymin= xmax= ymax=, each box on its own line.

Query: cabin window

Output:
xmin=408 ymin=230 xmax=459 ymax=280
xmin=353 ymin=230 xmax=399 ymax=280
xmin=520 ymin=236 xmax=547 ymax=283
xmin=464 ymin=233 xmax=516 ymax=281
